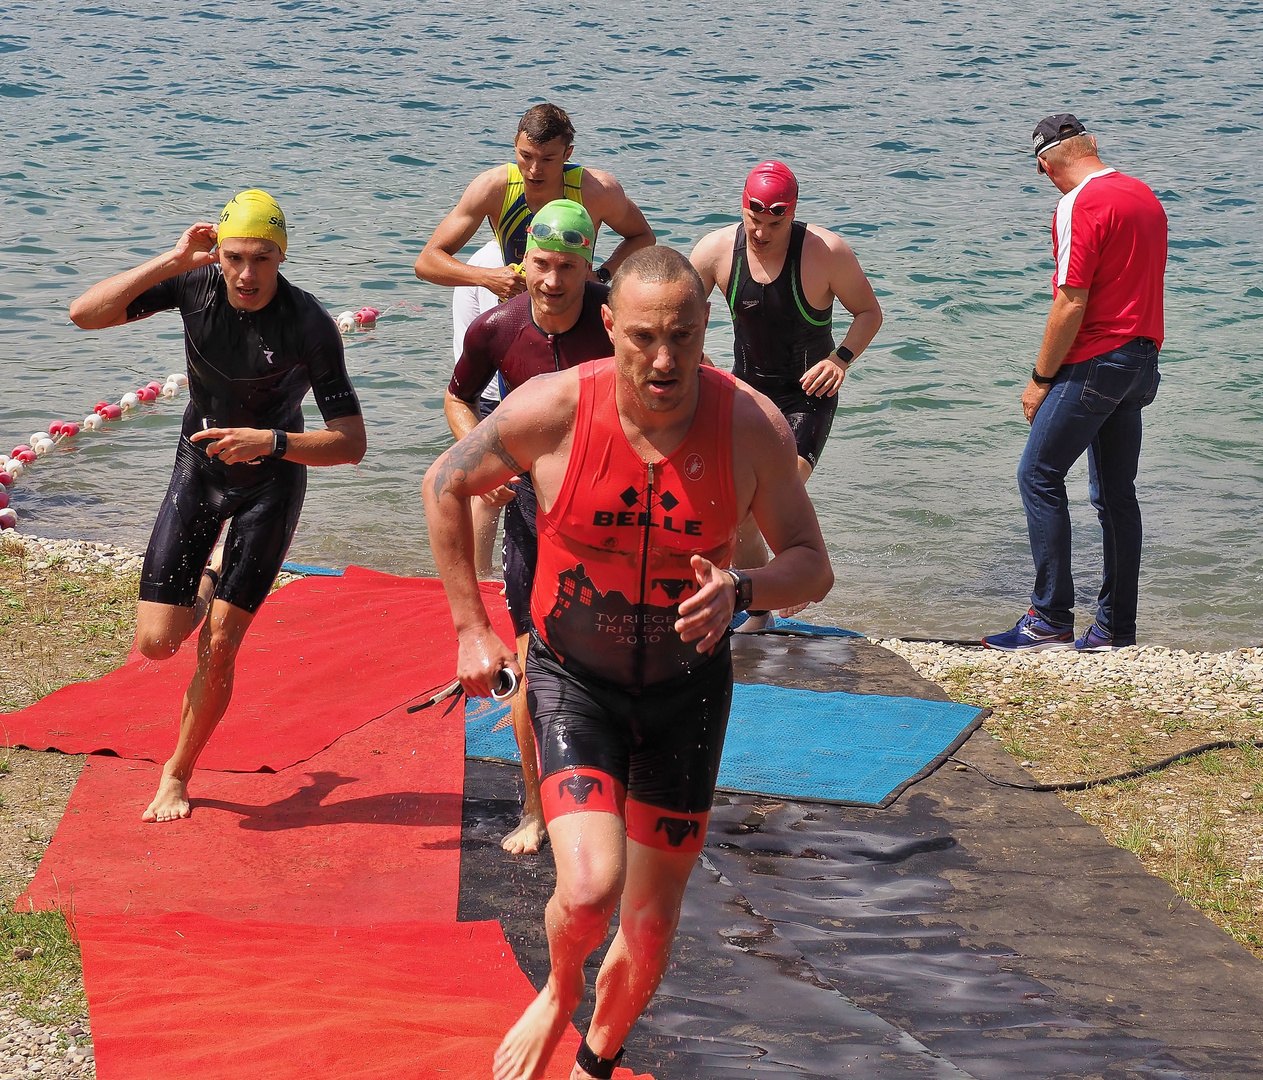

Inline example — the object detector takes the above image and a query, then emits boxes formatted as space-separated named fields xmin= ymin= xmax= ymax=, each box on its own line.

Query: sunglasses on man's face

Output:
xmin=1036 ymin=158 xmax=1048 ymax=175
xmin=746 ymin=198 xmax=792 ymax=216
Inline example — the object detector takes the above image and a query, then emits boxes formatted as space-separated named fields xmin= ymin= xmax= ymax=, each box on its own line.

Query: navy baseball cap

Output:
xmin=1032 ymin=113 xmax=1087 ymax=157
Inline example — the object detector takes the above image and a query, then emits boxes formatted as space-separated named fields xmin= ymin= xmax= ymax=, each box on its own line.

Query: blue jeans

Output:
xmin=1017 ymin=338 xmax=1160 ymax=638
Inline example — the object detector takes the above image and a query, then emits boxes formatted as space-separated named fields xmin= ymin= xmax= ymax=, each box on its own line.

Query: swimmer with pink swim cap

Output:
xmin=689 ymin=159 xmax=884 ymax=630
xmin=741 ymin=159 xmax=799 ymax=215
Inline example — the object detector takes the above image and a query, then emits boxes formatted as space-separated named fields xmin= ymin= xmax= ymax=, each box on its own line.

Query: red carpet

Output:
xmin=76 ymin=912 xmax=585 ymax=1080
xmin=5 ymin=568 xmax=511 ymax=771
xmin=23 ymin=697 xmax=465 ymax=923
xmin=17 ymin=570 xmax=650 ymax=1078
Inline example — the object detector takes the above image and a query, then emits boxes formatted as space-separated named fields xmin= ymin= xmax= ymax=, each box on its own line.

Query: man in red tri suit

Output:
xmin=423 ymin=246 xmax=833 ymax=1080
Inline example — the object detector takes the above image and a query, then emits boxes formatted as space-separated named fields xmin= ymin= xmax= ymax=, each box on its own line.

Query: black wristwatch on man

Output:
xmin=723 ymin=568 xmax=754 ymax=613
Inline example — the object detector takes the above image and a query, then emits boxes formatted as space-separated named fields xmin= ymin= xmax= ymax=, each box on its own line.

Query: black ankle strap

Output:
xmin=203 ymin=566 xmax=221 ymax=592
xmin=576 ymin=1037 xmax=625 ymax=1079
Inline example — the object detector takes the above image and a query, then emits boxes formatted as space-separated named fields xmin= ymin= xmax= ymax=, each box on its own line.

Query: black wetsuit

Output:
xmin=449 ymin=282 xmax=612 ymax=638
xmin=727 ymin=221 xmax=837 ymax=468
xmin=127 ymin=265 xmax=360 ymax=613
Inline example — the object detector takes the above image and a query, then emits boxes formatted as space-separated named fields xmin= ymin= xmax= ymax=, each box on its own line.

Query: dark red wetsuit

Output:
xmin=449 ymin=281 xmax=611 ymax=400
xmin=450 ymin=283 xmax=612 ymax=638
xmin=525 ymin=359 xmax=741 ymax=853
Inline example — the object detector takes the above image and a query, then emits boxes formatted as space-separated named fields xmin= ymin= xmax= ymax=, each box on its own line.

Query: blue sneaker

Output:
xmin=1075 ymin=623 xmax=1135 ymax=651
xmin=982 ymin=609 xmax=1074 ymax=652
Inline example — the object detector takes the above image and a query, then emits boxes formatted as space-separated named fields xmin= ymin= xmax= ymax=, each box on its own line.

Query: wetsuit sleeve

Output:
xmin=124 ymin=272 xmax=187 ymax=322
xmin=305 ymin=312 xmax=362 ymax=421
xmin=448 ymin=308 xmax=499 ymax=402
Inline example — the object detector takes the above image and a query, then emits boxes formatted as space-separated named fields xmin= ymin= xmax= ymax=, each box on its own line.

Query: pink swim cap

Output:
xmin=742 ymin=161 xmax=799 ymax=212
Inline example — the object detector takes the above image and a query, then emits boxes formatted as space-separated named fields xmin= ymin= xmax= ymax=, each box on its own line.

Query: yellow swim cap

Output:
xmin=217 ymin=189 xmax=288 ymax=254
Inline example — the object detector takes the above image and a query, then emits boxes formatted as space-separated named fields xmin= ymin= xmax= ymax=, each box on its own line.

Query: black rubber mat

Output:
xmin=458 ymin=636 xmax=1263 ymax=1079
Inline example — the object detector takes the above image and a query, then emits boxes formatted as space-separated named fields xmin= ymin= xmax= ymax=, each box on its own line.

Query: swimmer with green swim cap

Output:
xmin=217 ymin=189 xmax=288 ymax=255
xmin=524 ymin=199 xmax=595 ymax=263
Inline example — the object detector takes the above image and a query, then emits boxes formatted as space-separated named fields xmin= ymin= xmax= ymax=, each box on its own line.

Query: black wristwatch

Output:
xmin=595 ymin=264 xmax=612 ymax=284
xmin=270 ymin=429 xmax=288 ymax=458
xmin=1031 ymin=368 xmax=1056 ymax=386
xmin=723 ymin=568 xmax=754 ymax=613
xmin=833 ymin=345 xmax=855 ymax=366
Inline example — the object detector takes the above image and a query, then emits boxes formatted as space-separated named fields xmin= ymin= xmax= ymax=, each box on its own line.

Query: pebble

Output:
xmin=0 ymin=532 xmax=302 ymax=592
xmin=0 ymin=993 xmax=93 ymax=1079
xmin=876 ymin=638 xmax=1263 ymax=709
xmin=0 ymin=533 xmax=143 ymax=577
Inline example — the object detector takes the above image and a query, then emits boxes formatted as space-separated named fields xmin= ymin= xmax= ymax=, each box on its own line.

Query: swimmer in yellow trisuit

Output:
xmin=413 ymin=102 xmax=655 ymax=301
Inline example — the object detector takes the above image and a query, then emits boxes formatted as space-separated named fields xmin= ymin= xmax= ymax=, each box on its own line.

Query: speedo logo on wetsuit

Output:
xmin=532 ymin=359 xmax=740 ymax=688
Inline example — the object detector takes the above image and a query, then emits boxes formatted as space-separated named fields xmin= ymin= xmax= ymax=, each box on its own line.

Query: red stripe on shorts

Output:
xmin=540 ymin=767 xmax=626 ymax=822
xmin=625 ymin=800 xmax=710 ymax=854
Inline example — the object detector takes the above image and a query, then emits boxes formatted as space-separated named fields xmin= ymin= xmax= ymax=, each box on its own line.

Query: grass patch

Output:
xmin=921 ymin=654 xmax=1263 ymax=960
xmin=0 ymin=909 xmax=87 ymax=1025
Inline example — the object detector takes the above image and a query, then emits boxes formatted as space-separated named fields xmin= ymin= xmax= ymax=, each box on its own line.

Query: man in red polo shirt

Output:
xmin=984 ymin=114 xmax=1167 ymax=652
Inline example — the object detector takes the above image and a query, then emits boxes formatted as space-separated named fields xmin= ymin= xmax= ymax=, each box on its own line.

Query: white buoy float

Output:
xmin=120 ymin=392 xmax=140 ymax=410
xmin=83 ymin=413 xmax=103 ymax=431
xmin=34 ymin=439 xmax=55 ymax=457
xmin=7 ymin=461 xmax=24 ymax=480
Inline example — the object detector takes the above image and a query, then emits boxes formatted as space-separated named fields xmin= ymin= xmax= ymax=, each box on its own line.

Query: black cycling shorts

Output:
xmin=526 ymin=633 xmax=733 ymax=853
xmin=140 ymin=436 xmax=306 ymax=615
xmin=502 ymin=473 xmax=538 ymax=638
xmin=768 ymin=387 xmax=837 ymax=471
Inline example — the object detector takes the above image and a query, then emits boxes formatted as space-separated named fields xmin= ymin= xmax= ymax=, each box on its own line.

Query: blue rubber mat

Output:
xmin=280 ymin=561 xmax=344 ymax=577
xmin=729 ymin=612 xmax=864 ymax=637
xmin=464 ymin=684 xmax=983 ymax=808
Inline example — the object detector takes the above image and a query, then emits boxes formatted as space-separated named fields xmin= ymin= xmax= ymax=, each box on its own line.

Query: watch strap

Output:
xmin=270 ymin=429 xmax=288 ymax=458
xmin=724 ymin=568 xmax=754 ymax=613
xmin=1031 ymin=368 xmax=1056 ymax=387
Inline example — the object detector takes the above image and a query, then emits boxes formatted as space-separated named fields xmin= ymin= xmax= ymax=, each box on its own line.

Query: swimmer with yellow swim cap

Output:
xmin=217 ymin=188 xmax=288 ymax=255
xmin=210 ymin=189 xmax=288 ymax=311
xmin=68 ymin=190 xmax=367 ymax=826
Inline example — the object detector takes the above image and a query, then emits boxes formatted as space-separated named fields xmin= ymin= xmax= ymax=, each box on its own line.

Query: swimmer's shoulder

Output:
xmin=459 ymin=163 xmax=513 ymax=212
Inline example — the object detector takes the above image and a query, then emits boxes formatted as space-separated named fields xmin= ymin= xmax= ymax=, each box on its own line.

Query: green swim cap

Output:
xmin=524 ymin=199 xmax=595 ymax=264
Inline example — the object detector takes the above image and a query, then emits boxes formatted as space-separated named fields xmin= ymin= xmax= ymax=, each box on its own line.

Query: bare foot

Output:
xmin=501 ymin=811 xmax=548 ymax=855
xmin=493 ymin=980 xmax=577 ymax=1080
xmin=733 ymin=611 xmax=774 ymax=634
xmin=142 ymin=772 xmax=191 ymax=823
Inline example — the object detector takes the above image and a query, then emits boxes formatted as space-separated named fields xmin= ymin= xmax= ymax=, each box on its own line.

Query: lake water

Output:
xmin=2 ymin=0 xmax=1260 ymax=650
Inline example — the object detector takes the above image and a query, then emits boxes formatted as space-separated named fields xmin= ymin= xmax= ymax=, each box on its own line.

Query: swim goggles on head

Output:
xmin=527 ymin=221 xmax=592 ymax=248
xmin=745 ymin=197 xmax=793 ymax=216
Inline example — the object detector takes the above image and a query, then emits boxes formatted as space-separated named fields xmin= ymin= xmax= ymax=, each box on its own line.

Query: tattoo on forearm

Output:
xmin=433 ymin=415 xmax=523 ymax=499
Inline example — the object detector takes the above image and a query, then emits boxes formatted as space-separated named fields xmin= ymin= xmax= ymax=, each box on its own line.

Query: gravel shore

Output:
xmin=879 ymin=638 xmax=1263 ymax=712
xmin=0 ymin=997 xmax=92 ymax=1080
